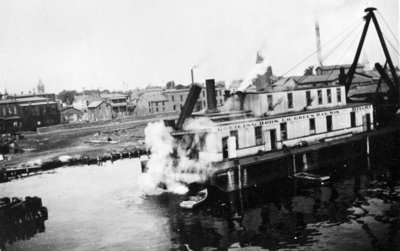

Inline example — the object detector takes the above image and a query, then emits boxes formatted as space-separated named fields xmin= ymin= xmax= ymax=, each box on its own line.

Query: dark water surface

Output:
xmin=1 ymin=155 xmax=400 ymax=250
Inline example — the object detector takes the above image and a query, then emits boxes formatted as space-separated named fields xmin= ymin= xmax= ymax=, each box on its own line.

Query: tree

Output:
xmin=57 ymin=90 xmax=77 ymax=105
xmin=304 ymin=66 xmax=314 ymax=76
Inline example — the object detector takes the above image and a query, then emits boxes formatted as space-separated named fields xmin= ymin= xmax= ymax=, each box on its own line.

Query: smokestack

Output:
xmin=205 ymin=79 xmax=219 ymax=114
xmin=176 ymin=84 xmax=202 ymax=130
xmin=339 ymin=67 xmax=346 ymax=86
xmin=224 ymin=90 xmax=231 ymax=101
xmin=191 ymin=69 xmax=194 ymax=85
xmin=315 ymin=21 xmax=323 ymax=67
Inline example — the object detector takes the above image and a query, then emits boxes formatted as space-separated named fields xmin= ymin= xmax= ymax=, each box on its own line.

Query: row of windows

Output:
xmin=267 ymin=88 xmax=342 ymax=111
xmin=228 ymin=111 xmax=360 ymax=149
xmin=306 ymin=88 xmax=342 ymax=107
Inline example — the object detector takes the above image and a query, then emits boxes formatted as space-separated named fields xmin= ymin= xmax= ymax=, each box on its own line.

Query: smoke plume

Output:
xmin=138 ymin=117 xmax=217 ymax=195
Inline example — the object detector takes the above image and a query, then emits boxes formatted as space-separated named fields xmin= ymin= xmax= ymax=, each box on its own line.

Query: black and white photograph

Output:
xmin=0 ymin=0 xmax=399 ymax=250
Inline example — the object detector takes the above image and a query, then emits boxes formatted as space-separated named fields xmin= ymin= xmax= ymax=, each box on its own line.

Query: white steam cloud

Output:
xmin=237 ymin=49 xmax=271 ymax=92
xmin=138 ymin=117 xmax=217 ymax=195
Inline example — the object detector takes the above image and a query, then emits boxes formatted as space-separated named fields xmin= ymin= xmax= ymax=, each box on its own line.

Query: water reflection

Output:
xmin=171 ymin=155 xmax=400 ymax=250
xmin=0 ymin=152 xmax=399 ymax=250
xmin=0 ymin=197 xmax=48 ymax=250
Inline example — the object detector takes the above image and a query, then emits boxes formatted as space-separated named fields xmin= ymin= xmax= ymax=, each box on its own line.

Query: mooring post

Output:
xmin=243 ymin=167 xmax=248 ymax=188
xmin=292 ymin=154 xmax=296 ymax=176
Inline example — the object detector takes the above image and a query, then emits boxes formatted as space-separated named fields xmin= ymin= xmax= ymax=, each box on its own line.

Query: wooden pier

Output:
xmin=0 ymin=147 xmax=149 ymax=183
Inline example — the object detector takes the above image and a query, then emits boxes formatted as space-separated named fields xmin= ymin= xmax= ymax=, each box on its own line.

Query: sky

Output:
xmin=0 ymin=0 xmax=398 ymax=94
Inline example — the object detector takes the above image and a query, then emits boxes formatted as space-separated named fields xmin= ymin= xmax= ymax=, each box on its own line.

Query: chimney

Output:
xmin=339 ymin=67 xmax=346 ymax=86
xmin=205 ymin=79 xmax=219 ymax=114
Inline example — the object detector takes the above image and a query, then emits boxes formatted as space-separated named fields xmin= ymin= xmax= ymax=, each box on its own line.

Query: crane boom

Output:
xmin=345 ymin=7 xmax=399 ymax=106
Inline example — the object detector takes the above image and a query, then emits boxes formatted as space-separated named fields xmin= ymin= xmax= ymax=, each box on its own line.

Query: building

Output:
xmin=72 ymin=94 xmax=102 ymax=112
xmin=315 ymin=64 xmax=365 ymax=75
xmin=60 ymin=107 xmax=84 ymax=123
xmin=87 ymin=101 xmax=113 ymax=121
xmin=0 ymin=96 xmax=60 ymax=132
xmin=100 ymin=93 xmax=130 ymax=118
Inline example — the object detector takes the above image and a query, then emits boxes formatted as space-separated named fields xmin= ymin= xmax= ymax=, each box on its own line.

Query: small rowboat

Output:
xmin=179 ymin=189 xmax=208 ymax=209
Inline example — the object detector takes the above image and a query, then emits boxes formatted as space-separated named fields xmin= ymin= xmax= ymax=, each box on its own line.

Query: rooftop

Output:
xmin=19 ymin=101 xmax=58 ymax=106
xmin=140 ymin=92 xmax=168 ymax=102
xmin=316 ymin=64 xmax=364 ymax=71
xmin=101 ymin=93 xmax=127 ymax=99
xmin=292 ymin=74 xmax=338 ymax=84
xmin=87 ymin=101 xmax=105 ymax=108
xmin=0 ymin=96 xmax=49 ymax=104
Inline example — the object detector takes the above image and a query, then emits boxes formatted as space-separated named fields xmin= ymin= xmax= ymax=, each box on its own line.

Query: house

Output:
xmin=72 ymin=94 xmax=102 ymax=112
xmin=87 ymin=101 xmax=112 ymax=121
xmin=60 ymin=107 xmax=84 ymax=123
xmin=100 ymin=93 xmax=129 ymax=118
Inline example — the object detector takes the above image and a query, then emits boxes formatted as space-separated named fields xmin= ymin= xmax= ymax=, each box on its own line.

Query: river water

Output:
xmin=1 ymin=155 xmax=400 ymax=250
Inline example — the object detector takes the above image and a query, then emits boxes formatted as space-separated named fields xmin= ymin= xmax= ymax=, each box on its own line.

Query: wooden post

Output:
xmin=238 ymin=164 xmax=242 ymax=190
xmin=292 ymin=154 xmax=296 ymax=175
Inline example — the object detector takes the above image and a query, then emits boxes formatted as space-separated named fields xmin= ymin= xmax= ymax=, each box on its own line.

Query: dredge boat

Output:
xmin=143 ymin=7 xmax=400 ymax=192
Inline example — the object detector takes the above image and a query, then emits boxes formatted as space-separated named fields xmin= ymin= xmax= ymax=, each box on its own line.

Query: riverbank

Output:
xmin=0 ymin=119 xmax=151 ymax=173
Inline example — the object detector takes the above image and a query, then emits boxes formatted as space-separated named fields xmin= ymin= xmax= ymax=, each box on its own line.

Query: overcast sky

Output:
xmin=0 ymin=0 xmax=398 ymax=94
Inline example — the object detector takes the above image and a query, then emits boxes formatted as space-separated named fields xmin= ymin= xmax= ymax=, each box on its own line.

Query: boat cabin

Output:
xmin=171 ymin=79 xmax=373 ymax=163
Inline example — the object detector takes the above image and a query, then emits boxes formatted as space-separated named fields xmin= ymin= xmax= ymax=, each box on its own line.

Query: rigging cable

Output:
xmin=377 ymin=11 xmax=399 ymax=45
xmin=322 ymin=26 xmax=364 ymax=84
xmin=277 ymin=17 xmax=363 ymax=79
xmin=295 ymin=23 xmax=363 ymax=84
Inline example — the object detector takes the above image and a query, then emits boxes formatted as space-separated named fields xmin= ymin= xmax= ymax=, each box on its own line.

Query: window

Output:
xmin=287 ymin=93 xmax=293 ymax=108
xmin=180 ymin=95 xmax=183 ymax=101
xmin=280 ymin=122 xmax=287 ymax=140
xmin=327 ymin=89 xmax=332 ymax=103
xmin=318 ymin=90 xmax=323 ymax=104
xmin=156 ymin=102 xmax=158 ymax=106
xmin=156 ymin=107 xmax=158 ymax=112
xmin=173 ymin=105 xmax=176 ymax=111
xmin=267 ymin=95 xmax=273 ymax=111
xmin=306 ymin=91 xmax=312 ymax=106
xmin=219 ymin=90 xmax=222 ymax=96
xmin=255 ymin=126 xmax=263 ymax=145
xmin=350 ymin=112 xmax=356 ymax=127
xmin=309 ymin=118 xmax=316 ymax=134
xmin=337 ymin=88 xmax=342 ymax=103
xmin=202 ymin=90 xmax=205 ymax=97
xmin=203 ymin=100 xmax=206 ymax=107
xmin=230 ymin=130 xmax=239 ymax=149
xmin=162 ymin=101 xmax=165 ymax=106
xmin=220 ymin=99 xmax=223 ymax=105
xmin=326 ymin=115 xmax=332 ymax=132
xmin=172 ymin=95 xmax=175 ymax=102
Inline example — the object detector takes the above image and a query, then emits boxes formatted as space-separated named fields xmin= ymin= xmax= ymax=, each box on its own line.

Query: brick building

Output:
xmin=0 ymin=96 xmax=60 ymax=132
